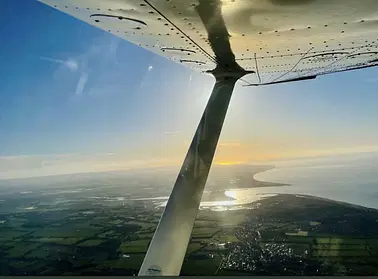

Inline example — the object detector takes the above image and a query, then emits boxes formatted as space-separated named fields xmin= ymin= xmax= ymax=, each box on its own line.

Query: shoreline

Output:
xmin=206 ymin=166 xmax=289 ymax=202
xmin=203 ymin=192 xmax=378 ymax=212
xmin=280 ymin=193 xmax=378 ymax=211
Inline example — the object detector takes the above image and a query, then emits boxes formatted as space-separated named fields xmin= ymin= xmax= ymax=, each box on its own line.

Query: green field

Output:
xmin=8 ymin=260 xmax=36 ymax=270
xmin=194 ymin=220 xmax=218 ymax=227
xmin=181 ymin=255 xmax=222 ymax=275
xmin=0 ymin=230 xmax=29 ymax=241
xmin=125 ymin=221 xmax=154 ymax=230
xmin=316 ymin=237 xmax=362 ymax=244
xmin=7 ymin=242 xmax=41 ymax=258
xmin=285 ymin=235 xmax=314 ymax=244
xmin=32 ymin=237 xmax=80 ymax=245
xmin=312 ymin=249 xmax=370 ymax=257
xmin=77 ymin=239 xmax=106 ymax=247
xmin=119 ymin=240 xmax=150 ymax=253
xmin=24 ymin=247 xmax=51 ymax=259
xmin=109 ymin=220 xmax=124 ymax=225
xmin=191 ymin=227 xmax=219 ymax=238
xmin=186 ymin=243 xmax=204 ymax=254
xmin=99 ymin=254 xmax=146 ymax=271
xmin=98 ymin=230 xmax=117 ymax=238
xmin=313 ymin=243 xmax=367 ymax=250
xmin=137 ymin=232 xmax=154 ymax=239
xmin=217 ymin=234 xmax=239 ymax=243
xmin=31 ymin=227 xmax=99 ymax=238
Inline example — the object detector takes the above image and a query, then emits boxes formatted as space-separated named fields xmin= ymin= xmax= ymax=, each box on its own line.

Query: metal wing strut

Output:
xmin=138 ymin=0 xmax=249 ymax=275
xmin=138 ymin=73 xmax=243 ymax=276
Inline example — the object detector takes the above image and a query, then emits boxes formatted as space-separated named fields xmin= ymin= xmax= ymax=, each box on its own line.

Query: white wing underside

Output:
xmin=39 ymin=0 xmax=378 ymax=85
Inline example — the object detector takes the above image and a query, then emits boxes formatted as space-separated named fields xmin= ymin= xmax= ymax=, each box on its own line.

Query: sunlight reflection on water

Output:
xmin=156 ymin=189 xmax=278 ymax=211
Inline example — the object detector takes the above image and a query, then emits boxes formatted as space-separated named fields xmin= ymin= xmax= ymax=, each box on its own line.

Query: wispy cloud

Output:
xmin=75 ymin=72 xmax=88 ymax=96
xmin=109 ymin=38 xmax=120 ymax=65
xmin=40 ymin=37 xmax=124 ymax=98
xmin=40 ymin=55 xmax=89 ymax=98
xmin=40 ymin=56 xmax=79 ymax=72
xmin=139 ymin=64 xmax=154 ymax=89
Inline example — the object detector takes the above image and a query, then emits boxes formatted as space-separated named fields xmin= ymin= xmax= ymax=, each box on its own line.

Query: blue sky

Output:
xmin=1 ymin=0 xmax=378 ymax=179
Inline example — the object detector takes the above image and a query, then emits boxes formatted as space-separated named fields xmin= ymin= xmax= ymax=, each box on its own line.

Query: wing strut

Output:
xmin=138 ymin=71 xmax=246 ymax=276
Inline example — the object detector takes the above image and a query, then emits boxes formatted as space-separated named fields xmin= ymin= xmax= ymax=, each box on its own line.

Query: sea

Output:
xmin=247 ymin=152 xmax=378 ymax=209
xmin=190 ymin=152 xmax=378 ymax=210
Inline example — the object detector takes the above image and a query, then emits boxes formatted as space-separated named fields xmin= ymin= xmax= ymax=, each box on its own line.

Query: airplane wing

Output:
xmin=39 ymin=0 xmax=378 ymax=85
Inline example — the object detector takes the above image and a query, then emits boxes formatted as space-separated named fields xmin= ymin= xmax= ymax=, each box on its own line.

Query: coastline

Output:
xmin=284 ymin=193 xmax=378 ymax=211
xmin=206 ymin=165 xmax=289 ymax=202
